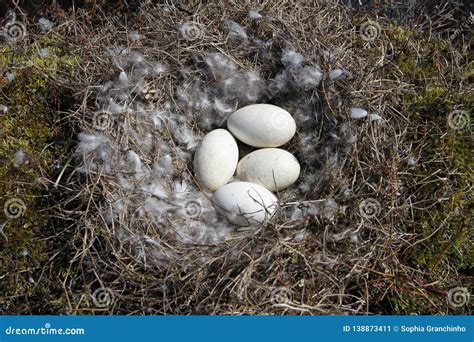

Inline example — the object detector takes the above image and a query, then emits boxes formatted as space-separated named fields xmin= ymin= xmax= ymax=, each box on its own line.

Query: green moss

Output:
xmin=412 ymin=129 xmax=473 ymax=269
xmin=385 ymin=25 xmax=414 ymax=45
xmin=374 ymin=26 xmax=474 ymax=314
xmin=0 ymin=35 xmax=78 ymax=309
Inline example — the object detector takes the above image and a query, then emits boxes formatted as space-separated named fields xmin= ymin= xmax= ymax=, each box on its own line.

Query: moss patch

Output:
xmin=381 ymin=27 xmax=473 ymax=314
xmin=0 ymin=34 xmax=78 ymax=312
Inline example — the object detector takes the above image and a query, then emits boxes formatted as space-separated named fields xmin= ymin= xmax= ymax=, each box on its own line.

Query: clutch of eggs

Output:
xmin=193 ymin=104 xmax=300 ymax=226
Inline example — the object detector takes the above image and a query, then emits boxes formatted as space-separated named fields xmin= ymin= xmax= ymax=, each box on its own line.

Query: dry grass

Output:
xmin=1 ymin=0 xmax=472 ymax=315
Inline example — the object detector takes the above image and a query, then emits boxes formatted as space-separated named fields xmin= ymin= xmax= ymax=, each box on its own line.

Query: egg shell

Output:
xmin=236 ymin=148 xmax=300 ymax=192
xmin=193 ymin=129 xmax=238 ymax=191
xmin=227 ymin=104 xmax=296 ymax=147
xmin=212 ymin=182 xmax=278 ymax=226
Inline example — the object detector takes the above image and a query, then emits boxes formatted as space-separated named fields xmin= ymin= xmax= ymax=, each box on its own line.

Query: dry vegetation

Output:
xmin=0 ymin=1 xmax=472 ymax=315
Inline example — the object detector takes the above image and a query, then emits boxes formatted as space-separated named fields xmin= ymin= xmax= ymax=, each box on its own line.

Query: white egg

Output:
xmin=227 ymin=104 xmax=296 ymax=147
xmin=212 ymin=182 xmax=278 ymax=226
xmin=193 ymin=129 xmax=238 ymax=191
xmin=236 ymin=148 xmax=300 ymax=192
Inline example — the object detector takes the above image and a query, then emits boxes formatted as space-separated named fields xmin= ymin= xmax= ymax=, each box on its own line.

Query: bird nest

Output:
xmin=52 ymin=1 xmax=471 ymax=314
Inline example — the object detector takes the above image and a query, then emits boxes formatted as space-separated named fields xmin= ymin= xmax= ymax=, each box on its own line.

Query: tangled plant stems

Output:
xmin=0 ymin=0 xmax=471 ymax=315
